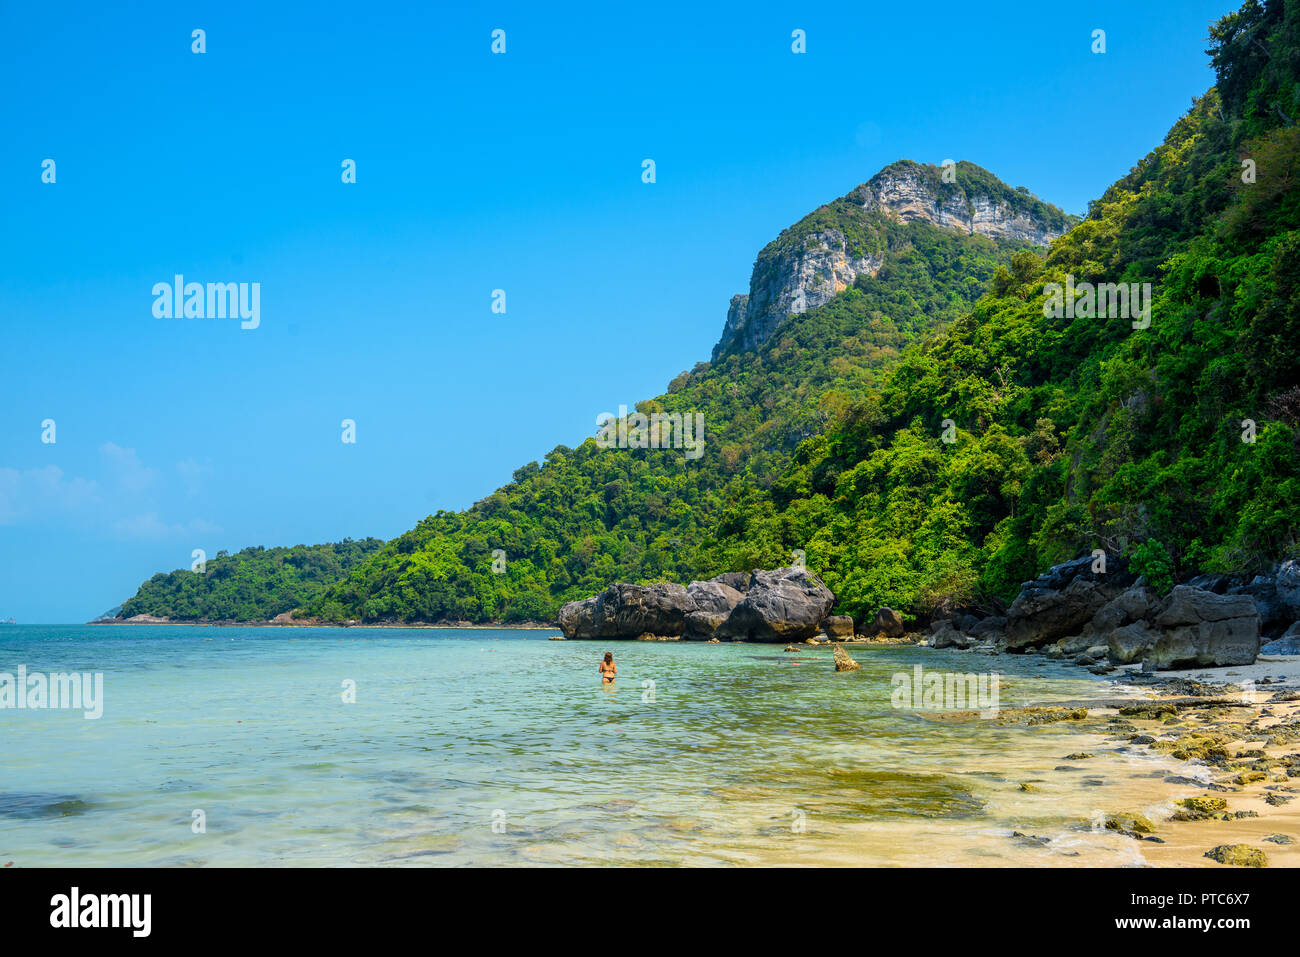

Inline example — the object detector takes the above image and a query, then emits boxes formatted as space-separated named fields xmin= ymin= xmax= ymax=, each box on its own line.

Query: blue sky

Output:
xmin=1 ymin=0 xmax=1238 ymax=622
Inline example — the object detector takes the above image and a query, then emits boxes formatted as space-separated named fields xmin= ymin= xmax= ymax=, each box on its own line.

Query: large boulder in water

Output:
xmin=557 ymin=596 xmax=600 ymax=638
xmin=557 ymin=582 xmax=696 ymax=639
xmin=682 ymin=580 xmax=745 ymax=639
xmin=930 ymin=621 xmax=970 ymax=649
xmin=1147 ymin=586 xmax=1261 ymax=669
xmin=716 ymin=567 xmax=834 ymax=641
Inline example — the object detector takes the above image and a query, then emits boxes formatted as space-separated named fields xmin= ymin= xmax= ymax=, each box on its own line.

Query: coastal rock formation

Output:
xmin=1226 ymin=559 xmax=1300 ymax=637
xmin=822 ymin=615 xmax=854 ymax=639
xmin=1004 ymin=556 xmax=1130 ymax=651
xmin=1090 ymin=585 xmax=1160 ymax=634
xmin=683 ymin=579 xmax=746 ymax=638
xmin=1261 ymin=622 xmax=1300 ymax=655
xmin=558 ymin=568 xmax=835 ymax=641
xmin=866 ymin=607 xmax=906 ymax=638
xmin=712 ymin=160 xmax=1074 ymax=358
xmin=833 ymin=643 xmax=861 ymax=672
xmin=930 ymin=621 xmax=971 ymax=650
xmin=715 ymin=567 xmax=836 ymax=642
xmin=1148 ymin=586 xmax=1261 ymax=669
xmin=557 ymin=582 xmax=695 ymax=640
xmin=1106 ymin=623 xmax=1160 ymax=665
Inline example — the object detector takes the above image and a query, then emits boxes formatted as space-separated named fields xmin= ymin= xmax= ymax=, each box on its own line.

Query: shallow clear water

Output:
xmin=0 ymin=625 xmax=1189 ymax=866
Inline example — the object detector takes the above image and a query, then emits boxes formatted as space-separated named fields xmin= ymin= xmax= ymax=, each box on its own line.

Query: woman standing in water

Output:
xmin=598 ymin=652 xmax=617 ymax=684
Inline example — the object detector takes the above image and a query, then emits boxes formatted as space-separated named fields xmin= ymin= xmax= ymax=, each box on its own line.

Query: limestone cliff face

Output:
xmin=856 ymin=164 xmax=1066 ymax=246
xmin=715 ymin=229 xmax=884 ymax=357
xmin=712 ymin=160 xmax=1075 ymax=359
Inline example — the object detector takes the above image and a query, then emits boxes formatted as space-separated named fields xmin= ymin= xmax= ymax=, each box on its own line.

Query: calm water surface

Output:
xmin=0 ymin=625 xmax=1188 ymax=866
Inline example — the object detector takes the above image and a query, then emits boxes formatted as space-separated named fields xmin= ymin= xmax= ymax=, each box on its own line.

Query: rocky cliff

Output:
xmin=712 ymin=159 xmax=1076 ymax=359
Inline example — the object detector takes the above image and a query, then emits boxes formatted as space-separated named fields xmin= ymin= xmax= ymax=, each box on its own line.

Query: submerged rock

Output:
xmin=1105 ymin=810 xmax=1157 ymax=838
xmin=1171 ymin=797 xmax=1227 ymax=821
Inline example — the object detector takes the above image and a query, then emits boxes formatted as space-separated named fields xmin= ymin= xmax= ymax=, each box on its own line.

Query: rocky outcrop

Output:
xmin=991 ymin=552 xmax=1269 ymax=670
xmin=711 ymin=160 xmax=1074 ymax=358
xmin=716 ymin=228 xmax=883 ymax=356
xmin=683 ymin=579 xmax=745 ymax=639
xmin=821 ymin=615 xmax=854 ymax=639
xmin=1004 ymin=556 xmax=1131 ymax=651
xmin=557 ymin=583 xmax=695 ymax=639
xmin=857 ymin=162 xmax=1066 ymax=245
xmin=558 ymin=568 xmax=835 ymax=641
xmin=1107 ymin=623 xmax=1159 ymax=665
xmin=930 ymin=621 xmax=971 ymax=650
xmin=1261 ymin=622 xmax=1300 ymax=655
xmin=833 ymin=643 xmax=861 ymax=672
xmin=1148 ymin=586 xmax=1261 ymax=669
xmin=716 ymin=567 xmax=835 ymax=642
xmin=865 ymin=607 xmax=906 ymax=638
xmin=712 ymin=295 xmax=749 ymax=362
xmin=1226 ymin=559 xmax=1300 ymax=637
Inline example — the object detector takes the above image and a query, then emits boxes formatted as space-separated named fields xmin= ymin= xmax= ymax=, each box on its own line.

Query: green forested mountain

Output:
xmin=114 ymin=0 xmax=1300 ymax=629
xmin=303 ymin=204 xmax=1049 ymax=623
xmin=118 ymin=539 xmax=384 ymax=621
xmin=705 ymin=0 xmax=1300 ymax=623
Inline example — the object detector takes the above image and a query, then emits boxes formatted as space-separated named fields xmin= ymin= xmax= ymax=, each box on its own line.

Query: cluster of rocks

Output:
xmin=558 ymin=567 xmax=863 ymax=642
xmin=925 ymin=555 xmax=1300 ymax=670
xmin=556 ymin=555 xmax=1300 ymax=671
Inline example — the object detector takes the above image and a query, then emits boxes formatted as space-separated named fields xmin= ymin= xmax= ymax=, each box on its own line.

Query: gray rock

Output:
xmin=867 ymin=606 xmax=906 ymax=637
xmin=1156 ymin=586 xmax=1259 ymax=627
xmin=557 ymin=582 xmax=696 ymax=639
xmin=1006 ymin=570 xmax=1124 ymax=651
xmin=967 ymin=616 xmax=1007 ymax=638
xmin=1108 ymin=623 xmax=1158 ymax=665
xmin=1261 ymin=622 xmax=1300 ymax=655
xmin=1058 ymin=633 xmax=1098 ymax=655
xmin=716 ymin=567 xmax=835 ymax=642
xmin=931 ymin=621 xmax=971 ymax=650
xmin=821 ymin=615 xmax=855 ymax=639
xmin=708 ymin=571 xmax=752 ymax=594
xmin=682 ymin=580 xmax=745 ymax=639
xmin=711 ymin=162 xmax=1071 ymax=359
xmin=1151 ymin=618 xmax=1261 ymax=670
xmin=1091 ymin=584 xmax=1161 ymax=633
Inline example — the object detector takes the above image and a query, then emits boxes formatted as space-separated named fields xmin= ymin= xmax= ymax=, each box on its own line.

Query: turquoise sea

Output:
xmin=0 ymin=624 xmax=1193 ymax=866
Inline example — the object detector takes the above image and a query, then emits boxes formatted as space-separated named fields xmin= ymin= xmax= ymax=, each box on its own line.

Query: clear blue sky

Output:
xmin=1 ymin=0 xmax=1237 ymax=622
